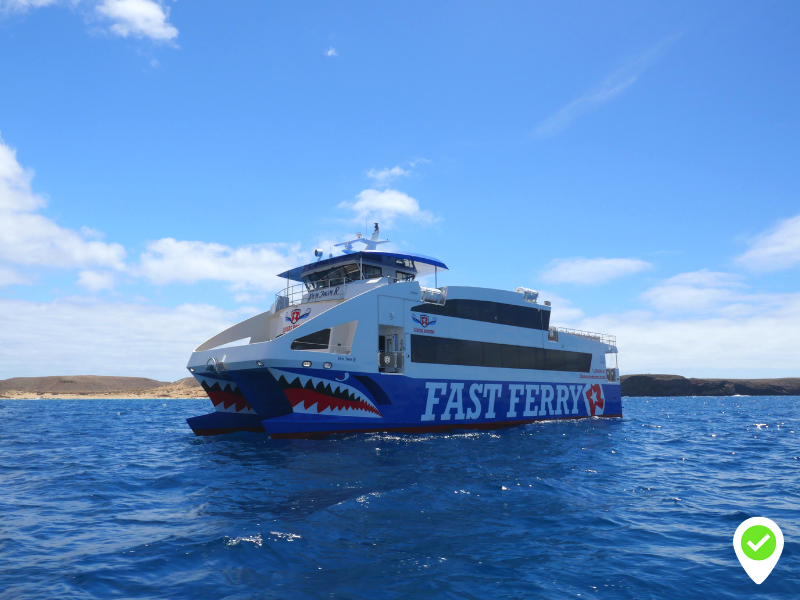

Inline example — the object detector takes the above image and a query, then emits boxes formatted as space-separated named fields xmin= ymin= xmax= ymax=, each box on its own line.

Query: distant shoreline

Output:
xmin=0 ymin=375 xmax=206 ymax=400
xmin=2 ymin=374 xmax=799 ymax=400
xmin=621 ymin=374 xmax=800 ymax=397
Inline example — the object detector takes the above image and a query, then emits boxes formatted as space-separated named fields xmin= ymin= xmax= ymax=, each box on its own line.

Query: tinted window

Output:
xmin=546 ymin=350 xmax=566 ymax=371
xmin=410 ymin=335 xmax=436 ymax=363
xmin=411 ymin=299 xmax=548 ymax=330
xmin=480 ymin=302 xmax=500 ymax=324
xmin=410 ymin=335 xmax=591 ymax=373
xmin=291 ymin=328 xmax=331 ymax=350
xmin=518 ymin=346 xmax=537 ymax=370
xmin=482 ymin=341 xmax=503 ymax=368
xmin=437 ymin=337 xmax=459 ymax=365
xmin=500 ymin=344 xmax=519 ymax=369
xmin=457 ymin=339 xmax=483 ymax=366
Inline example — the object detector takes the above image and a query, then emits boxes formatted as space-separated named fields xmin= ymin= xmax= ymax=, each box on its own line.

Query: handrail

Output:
xmin=551 ymin=327 xmax=616 ymax=347
xmin=277 ymin=277 xmax=354 ymax=307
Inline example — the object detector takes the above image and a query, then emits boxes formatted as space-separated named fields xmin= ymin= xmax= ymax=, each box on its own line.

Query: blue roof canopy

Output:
xmin=277 ymin=250 xmax=448 ymax=282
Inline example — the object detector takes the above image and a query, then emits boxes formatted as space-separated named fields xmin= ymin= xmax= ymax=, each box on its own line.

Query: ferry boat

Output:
xmin=185 ymin=225 xmax=621 ymax=438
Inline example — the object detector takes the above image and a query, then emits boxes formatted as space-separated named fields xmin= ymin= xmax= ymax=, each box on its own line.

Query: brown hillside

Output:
xmin=0 ymin=375 xmax=169 ymax=394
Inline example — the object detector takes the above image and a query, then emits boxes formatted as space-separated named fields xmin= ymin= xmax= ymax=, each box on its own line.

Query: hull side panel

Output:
xmin=221 ymin=367 xmax=622 ymax=438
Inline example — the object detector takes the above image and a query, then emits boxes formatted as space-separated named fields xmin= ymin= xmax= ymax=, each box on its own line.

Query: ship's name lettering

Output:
xmin=307 ymin=286 xmax=343 ymax=301
xmin=420 ymin=382 xmax=589 ymax=421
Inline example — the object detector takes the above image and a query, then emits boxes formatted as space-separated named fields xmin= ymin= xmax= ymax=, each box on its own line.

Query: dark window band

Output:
xmin=411 ymin=299 xmax=551 ymax=331
xmin=410 ymin=335 xmax=591 ymax=373
xmin=291 ymin=328 xmax=331 ymax=350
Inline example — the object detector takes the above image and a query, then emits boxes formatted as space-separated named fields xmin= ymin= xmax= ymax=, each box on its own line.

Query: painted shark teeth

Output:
xmin=270 ymin=368 xmax=382 ymax=418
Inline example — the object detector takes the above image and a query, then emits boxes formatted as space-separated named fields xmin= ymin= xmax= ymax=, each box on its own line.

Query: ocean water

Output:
xmin=0 ymin=397 xmax=798 ymax=600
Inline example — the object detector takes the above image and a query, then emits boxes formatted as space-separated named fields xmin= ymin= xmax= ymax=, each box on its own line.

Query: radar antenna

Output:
xmin=334 ymin=222 xmax=389 ymax=254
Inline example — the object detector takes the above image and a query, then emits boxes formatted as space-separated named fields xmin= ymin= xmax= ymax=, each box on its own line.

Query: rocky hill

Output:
xmin=0 ymin=375 xmax=204 ymax=399
xmin=621 ymin=374 xmax=800 ymax=397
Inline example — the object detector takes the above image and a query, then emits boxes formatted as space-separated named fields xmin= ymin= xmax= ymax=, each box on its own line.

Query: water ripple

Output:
xmin=0 ymin=396 xmax=798 ymax=599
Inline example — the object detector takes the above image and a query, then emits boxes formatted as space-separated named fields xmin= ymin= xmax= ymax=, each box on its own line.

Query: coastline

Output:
xmin=2 ymin=374 xmax=798 ymax=400
xmin=621 ymin=374 xmax=800 ymax=397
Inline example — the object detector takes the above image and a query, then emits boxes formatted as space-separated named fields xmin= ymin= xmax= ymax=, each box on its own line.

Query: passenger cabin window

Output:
xmin=291 ymin=328 xmax=331 ymax=351
xmin=411 ymin=299 xmax=551 ymax=331
xmin=396 ymin=271 xmax=415 ymax=282
xmin=362 ymin=265 xmax=382 ymax=279
xmin=410 ymin=335 xmax=591 ymax=373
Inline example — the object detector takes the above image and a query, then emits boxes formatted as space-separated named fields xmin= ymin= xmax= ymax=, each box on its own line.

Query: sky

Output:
xmin=1 ymin=1 xmax=799 ymax=381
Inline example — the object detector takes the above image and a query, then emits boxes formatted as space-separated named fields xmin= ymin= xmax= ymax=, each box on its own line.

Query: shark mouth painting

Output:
xmin=270 ymin=369 xmax=383 ymax=418
xmin=197 ymin=375 xmax=257 ymax=415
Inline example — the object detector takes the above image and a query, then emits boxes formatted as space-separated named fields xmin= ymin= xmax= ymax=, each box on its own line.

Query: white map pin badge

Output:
xmin=733 ymin=517 xmax=784 ymax=584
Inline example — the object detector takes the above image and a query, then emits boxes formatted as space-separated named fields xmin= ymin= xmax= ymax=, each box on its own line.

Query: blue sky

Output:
xmin=1 ymin=1 xmax=799 ymax=380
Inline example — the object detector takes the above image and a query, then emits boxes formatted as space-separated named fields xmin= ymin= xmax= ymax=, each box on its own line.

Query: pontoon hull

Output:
xmin=187 ymin=366 xmax=622 ymax=438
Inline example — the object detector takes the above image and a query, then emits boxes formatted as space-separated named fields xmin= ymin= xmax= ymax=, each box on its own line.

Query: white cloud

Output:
xmin=325 ymin=47 xmax=337 ymax=57
xmin=546 ymin=269 xmax=800 ymax=377
xmin=0 ymin=265 xmax=30 ymax=286
xmin=0 ymin=0 xmax=57 ymax=13
xmin=542 ymin=257 xmax=651 ymax=285
xmin=533 ymin=34 xmax=681 ymax=138
xmin=136 ymin=238 xmax=303 ymax=293
xmin=735 ymin=213 xmax=800 ymax=272
xmin=338 ymin=189 xmax=438 ymax=227
xmin=641 ymin=270 xmax=742 ymax=314
xmin=573 ymin=293 xmax=800 ymax=378
xmin=0 ymin=297 xmax=245 ymax=381
xmin=96 ymin=0 xmax=178 ymax=41
xmin=367 ymin=166 xmax=410 ymax=185
xmin=77 ymin=269 xmax=116 ymax=292
xmin=0 ymin=135 xmax=126 ymax=271
xmin=366 ymin=158 xmax=430 ymax=187
xmin=639 ymin=269 xmax=793 ymax=318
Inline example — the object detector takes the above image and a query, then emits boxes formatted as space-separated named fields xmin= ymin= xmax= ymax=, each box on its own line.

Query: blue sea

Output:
xmin=1 ymin=396 xmax=798 ymax=599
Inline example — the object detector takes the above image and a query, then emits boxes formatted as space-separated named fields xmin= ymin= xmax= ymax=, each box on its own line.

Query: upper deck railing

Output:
xmin=276 ymin=277 xmax=354 ymax=308
xmin=550 ymin=327 xmax=616 ymax=347
xmin=276 ymin=277 xmax=448 ymax=309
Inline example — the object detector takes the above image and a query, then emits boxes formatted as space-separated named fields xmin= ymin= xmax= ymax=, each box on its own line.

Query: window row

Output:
xmin=410 ymin=335 xmax=592 ymax=372
xmin=410 ymin=299 xmax=551 ymax=331
xmin=302 ymin=262 xmax=384 ymax=291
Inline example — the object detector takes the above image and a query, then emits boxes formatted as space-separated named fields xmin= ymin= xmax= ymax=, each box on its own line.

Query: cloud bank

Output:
xmin=736 ymin=213 xmax=800 ymax=272
xmin=542 ymin=257 xmax=651 ymax=285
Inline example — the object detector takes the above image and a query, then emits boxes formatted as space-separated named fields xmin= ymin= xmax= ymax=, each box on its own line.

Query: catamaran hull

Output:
xmin=187 ymin=366 xmax=621 ymax=438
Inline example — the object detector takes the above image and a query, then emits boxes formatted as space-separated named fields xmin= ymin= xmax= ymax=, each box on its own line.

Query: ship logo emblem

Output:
xmin=412 ymin=313 xmax=436 ymax=328
xmin=286 ymin=308 xmax=311 ymax=324
xmin=585 ymin=384 xmax=605 ymax=416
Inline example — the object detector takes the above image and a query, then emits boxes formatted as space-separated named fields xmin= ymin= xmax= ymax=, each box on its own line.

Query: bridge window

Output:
xmin=363 ymin=264 xmax=382 ymax=279
xmin=396 ymin=271 xmax=415 ymax=282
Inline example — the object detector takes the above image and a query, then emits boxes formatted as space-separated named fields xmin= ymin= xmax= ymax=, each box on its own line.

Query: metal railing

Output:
xmin=550 ymin=327 xmax=616 ymax=346
xmin=276 ymin=277 xmax=353 ymax=307
xmin=379 ymin=351 xmax=404 ymax=372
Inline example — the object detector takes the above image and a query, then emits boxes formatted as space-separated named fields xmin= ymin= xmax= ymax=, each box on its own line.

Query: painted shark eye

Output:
xmin=302 ymin=361 xmax=312 ymax=368
xmin=323 ymin=362 xmax=332 ymax=369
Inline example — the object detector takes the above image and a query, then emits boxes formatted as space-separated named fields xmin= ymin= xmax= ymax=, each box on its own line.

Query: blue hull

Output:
xmin=188 ymin=366 xmax=622 ymax=439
